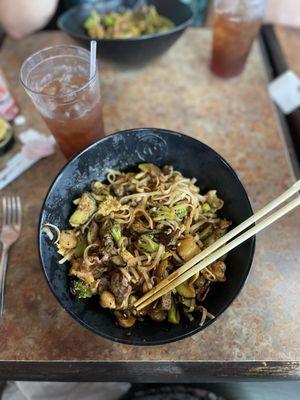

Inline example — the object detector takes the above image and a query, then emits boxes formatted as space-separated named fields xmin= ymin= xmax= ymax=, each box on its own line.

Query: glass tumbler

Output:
xmin=210 ymin=0 xmax=267 ymax=79
xmin=20 ymin=45 xmax=105 ymax=158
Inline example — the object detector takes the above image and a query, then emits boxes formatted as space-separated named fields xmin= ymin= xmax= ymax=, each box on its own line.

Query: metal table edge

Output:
xmin=0 ymin=361 xmax=299 ymax=382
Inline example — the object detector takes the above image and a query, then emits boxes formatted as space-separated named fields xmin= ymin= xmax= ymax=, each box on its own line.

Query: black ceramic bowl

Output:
xmin=39 ymin=128 xmax=255 ymax=345
xmin=57 ymin=0 xmax=193 ymax=66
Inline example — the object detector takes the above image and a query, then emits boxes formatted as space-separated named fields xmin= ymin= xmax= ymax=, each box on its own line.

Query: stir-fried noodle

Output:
xmin=44 ymin=164 xmax=231 ymax=328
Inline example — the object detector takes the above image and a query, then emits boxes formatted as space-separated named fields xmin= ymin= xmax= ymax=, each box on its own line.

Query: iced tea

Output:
xmin=20 ymin=45 xmax=105 ymax=158
xmin=41 ymin=77 xmax=104 ymax=159
xmin=210 ymin=0 xmax=266 ymax=79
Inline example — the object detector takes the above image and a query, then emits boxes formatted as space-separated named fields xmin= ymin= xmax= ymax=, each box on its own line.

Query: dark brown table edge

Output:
xmin=259 ymin=24 xmax=300 ymax=177
xmin=0 ymin=361 xmax=299 ymax=382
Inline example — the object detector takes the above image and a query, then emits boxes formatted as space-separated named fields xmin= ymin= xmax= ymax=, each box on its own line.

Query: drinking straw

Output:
xmin=89 ymin=40 xmax=97 ymax=79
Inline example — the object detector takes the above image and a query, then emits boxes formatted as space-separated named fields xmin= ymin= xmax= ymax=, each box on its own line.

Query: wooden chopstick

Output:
xmin=135 ymin=180 xmax=300 ymax=309
xmin=135 ymin=181 xmax=300 ymax=311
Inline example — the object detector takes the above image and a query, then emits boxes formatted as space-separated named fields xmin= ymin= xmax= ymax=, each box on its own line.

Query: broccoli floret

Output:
xmin=138 ymin=234 xmax=159 ymax=253
xmin=102 ymin=15 xmax=116 ymax=27
xmin=110 ymin=222 xmax=122 ymax=245
xmin=84 ymin=10 xmax=100 ymax=30
xmin=175 ymin=206 xmax=187 ymax=220
xmin=153 ymin=206 xmax=175 ymax=222
xmin=71 ymin=280 xmax=93 ymax=299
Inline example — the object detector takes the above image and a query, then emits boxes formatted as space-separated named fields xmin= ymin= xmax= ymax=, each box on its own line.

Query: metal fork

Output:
xmin=0 ymin=196 xmax=22 ymax=321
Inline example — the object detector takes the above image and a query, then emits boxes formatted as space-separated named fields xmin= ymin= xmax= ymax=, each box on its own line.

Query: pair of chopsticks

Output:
xmin=134 ymin=180 xmax=300 ymax=311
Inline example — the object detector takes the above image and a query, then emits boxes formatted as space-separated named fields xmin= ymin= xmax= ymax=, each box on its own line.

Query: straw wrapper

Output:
xmin=0 ymin=129 xmax=56 ymax=190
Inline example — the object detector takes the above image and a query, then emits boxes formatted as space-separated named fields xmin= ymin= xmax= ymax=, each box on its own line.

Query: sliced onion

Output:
xmin=83 ymin=244 xmax=99 ymax=262
xmin=43 ymin=223 xmax=61 ymax=244
xmin=197 ymin=306 xmax=215 ymax=326
xmin=58 ymin=250 xmax=75 ymax=264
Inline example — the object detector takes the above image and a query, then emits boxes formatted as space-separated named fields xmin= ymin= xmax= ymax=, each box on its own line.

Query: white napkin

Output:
xmin=0 ymin=129 xmax=56 ymax=190
xmin=268 ymin=70 xmax=300 ymax=114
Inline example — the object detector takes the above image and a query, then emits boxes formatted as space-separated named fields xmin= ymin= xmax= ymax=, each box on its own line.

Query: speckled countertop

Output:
xmin=0 ymin=30 xmax=299 ymax=381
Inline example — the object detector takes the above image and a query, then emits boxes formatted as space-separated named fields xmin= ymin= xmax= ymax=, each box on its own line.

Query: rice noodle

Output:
xmin=146 ymin=244 xmax=165 ymax=271
xmin=120 ymin=267 xmax=132 ymax=282
xmin=140 ymin=268 xmax=153 ymax=291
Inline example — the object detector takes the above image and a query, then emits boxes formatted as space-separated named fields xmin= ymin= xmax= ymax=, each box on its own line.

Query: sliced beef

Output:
xmin=110 ymin=272 xmax=131 ymax=298
xmin=97 ymin=274 xmax=111 ymax=294
xmin=159 ymin=292 xmax=172 ymax=310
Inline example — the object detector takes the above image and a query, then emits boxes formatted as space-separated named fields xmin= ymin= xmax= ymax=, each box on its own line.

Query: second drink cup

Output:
xmin=210 ymin=0 xmax=267 ymax=79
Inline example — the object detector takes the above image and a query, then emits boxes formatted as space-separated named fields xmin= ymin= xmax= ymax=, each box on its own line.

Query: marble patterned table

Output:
xmin=0 ymin=29 xmax=299 ymax=381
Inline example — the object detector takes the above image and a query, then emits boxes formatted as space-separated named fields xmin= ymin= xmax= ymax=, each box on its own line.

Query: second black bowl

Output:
xmin=39 ymin=128 xmax=255 ymax=345
xmin=57 ymin=0 xmax=194 ymax=66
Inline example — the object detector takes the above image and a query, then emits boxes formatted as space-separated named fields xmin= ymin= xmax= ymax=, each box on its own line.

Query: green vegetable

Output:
xmin=69 ymin=193 xmax=97 ymax=227
xmin=139 ymin=163 xmax=161 ymax=175
xmin=175 ymin=205 xmax=187 ymax=220
xmin=73 ymin=234 xmax=87 ymax=258
xmin=138 ymin=234 xmax=159 ymax=253
xmin=84 ymin=10 xmax=100 ymax=30
xmin=202 ymin=203 xmax=211 ymax=213
xmin=168 ymin=298 xmax=180 ymax=324
xmin=110 ymin=222 xmax=122 ymax=245
xmin=71 ymin=280 xmax=93 ymax=299
xmin=153 ymin=206 xmax=175 ymax=222
xmin=91 ymin=181 xmax=109 ymax=196
xmin=176 ymin=281 xmax=196 ymax=298
xmin=83 ymin=6 xmax=175 ymax=40
xmin=111 ymin=255 xmax=125 ymax=267
xmin=102 ymin=15 xmax=116 ymax=26
xmin=158 ymin=15 xmax=174 ymax=29
xmin=198 ymin=225 xmax=214 ymax=241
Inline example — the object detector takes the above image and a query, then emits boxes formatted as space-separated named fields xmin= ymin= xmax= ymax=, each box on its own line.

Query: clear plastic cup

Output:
xmin=20 ymin=45 xmax=105 ymax=158
xmin=210 ymin=0 xmax=267 ymax=79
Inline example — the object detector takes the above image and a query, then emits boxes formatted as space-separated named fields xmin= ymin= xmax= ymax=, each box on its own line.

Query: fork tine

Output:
xmin=7 ymin=197 xmax=12 ymax=226
xmin=5 ymin=197 xmax=9 ymax=226
xmin=11 ymin=196 xmax=17 ymax=226
xmin=2 ymin=197 xmax=7 ymax=226
xmin=16 ymin=196 xmax=22 ymax=227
